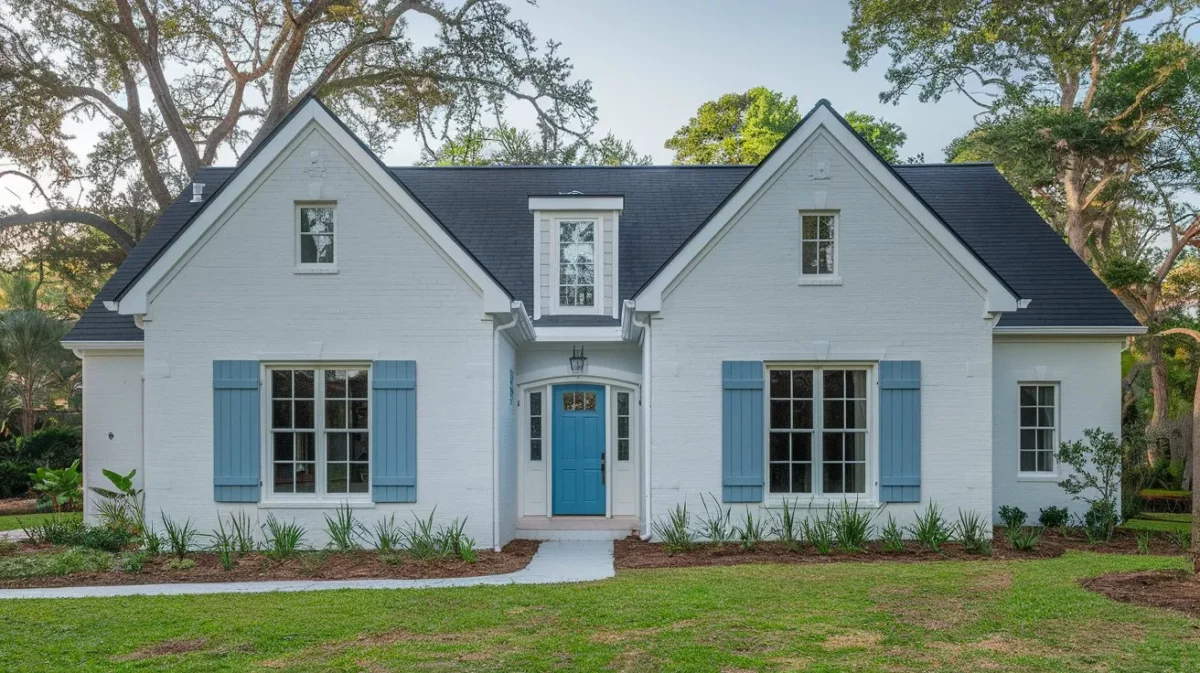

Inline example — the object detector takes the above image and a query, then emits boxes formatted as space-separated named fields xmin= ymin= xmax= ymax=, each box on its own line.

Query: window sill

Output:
xmin=763 ymin=497 xmax=881 ymax=510
xmin=1016 ymin=473 xmax=1060 ymax=482
xmin=294 ymin=266 xmax=339 ymax=275
xmin=796 ymin=275 xmax=842 ymax=286
xmin=258 ymin=499 xmax=374 ymax=509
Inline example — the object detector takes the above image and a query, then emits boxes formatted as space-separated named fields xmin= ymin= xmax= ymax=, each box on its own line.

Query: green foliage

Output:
xmin=428 ymin=125 xmax=651 ymax=167
xmin=803 ymin=512 xmax=835 ymax=555
xmin=262 ymin=515 xmax=306 ymax=559
xmin=736 ymin=509 xmax=765 ymax=552
xmin=880 ymin=514 xmax=905 ymax=552
xmin=842 ymin=111 xmax=909 ymax=163
xmin=998 ymin=505 xmax=1027 ymax=530
xmin=698 ymin=493 xmax=734 ymax=544
xmin=0 ymin=301 xmax=72 ymax=435
xmin=1170 ymin=529 xmax=1192 ymax=550
xmin=1058 ymin=429 xmax=1124 ymax=537
xmin=0 ymin=547 xmax=113 ymax=579
xmin=18 ymin=516 xmax=134 ymax=552
xmin=207 ymin=512 xmax=253 ymax=569
xmin=652 ymin=503 xmax=694 ymax=553
xmin=159 ymin=513 xmax=198 ymax=559
xmin=831 ymin=501 xmax=875 ymax=552
xmin=1039 ymin=506 xmax=1071 ymax=529
xmin=1005 ymin=526 xmax=1044 ymax=551
xmin=323 ymin=502 xmax=365 ymax=551
xmin=166 ymin=557 xmax=196 ymax=571
xmin=1135 ymin=530 xmax=1153 ymax=554
xmin=27 ymin=459 xmax=81 ymax=512
xmin=0 ymin=460 xmax=31 ymax=498
xmin=1101 ymin=256 xmax=1155 ymax=289
xmin=957 ymin=510 xmax=993 ymax=556
xmin=119 ymin=550 xmax=148 ymax=573
xmin=10 ymin=425 xmax=81 ymax=469
xmin=372 ymin=514 xmax=404 ymax=554
xmin=770 ymin=499 xmax=804 ymax=551
xmin=1080 ymin=500 xmax=1120 ymax=543
xmin=908 ymin=502 xmax=953 ymax=553
xmin=395 ymin=508 xmax=475 ymax=561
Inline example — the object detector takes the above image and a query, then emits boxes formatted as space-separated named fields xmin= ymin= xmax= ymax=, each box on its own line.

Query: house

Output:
xmin=62 ymin=97 xmax=1143 ymax=549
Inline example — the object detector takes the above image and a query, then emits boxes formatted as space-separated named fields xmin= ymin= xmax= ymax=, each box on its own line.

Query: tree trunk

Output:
xmin=1149 ymin=340 xmax=1169 ymax=430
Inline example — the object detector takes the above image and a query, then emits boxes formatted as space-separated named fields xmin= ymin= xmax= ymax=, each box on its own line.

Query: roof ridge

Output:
xmin=895 ymin=162 xmax=996 ymax=168
xmin=388 ymin=164 xmax=754 ymax=170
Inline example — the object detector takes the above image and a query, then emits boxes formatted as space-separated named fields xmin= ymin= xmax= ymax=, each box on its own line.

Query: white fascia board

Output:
xmin=633 ymin=105 xmax=1021 ymax=314
xmin=528 ymin=196 xmax=624 ymax=212
xmin=117 ymin=99 xmax=512 ymax=316
xmin=534 ymin=326 xmax=624 ymax=342
xmin=993 ymin=325 xmax=1146 ymax=336
xmin=60 ymin=340 xmax=144 ymax=350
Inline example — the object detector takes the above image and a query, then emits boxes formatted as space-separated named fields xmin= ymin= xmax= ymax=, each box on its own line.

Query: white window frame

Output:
xmin=295 ymin=203 xmax=338 ymax=272
xmin=798 ymin=211 xmax=841 ymax=285
xmin=1017 ymin=381 xmax=1059 ymax=478
xmin=261 ymin=363 xmax=372 ymax=503
xmin=551 ymin=215 xmax=601 ymax=314
xmin=764 ymin=364 xmax=874 ymax=502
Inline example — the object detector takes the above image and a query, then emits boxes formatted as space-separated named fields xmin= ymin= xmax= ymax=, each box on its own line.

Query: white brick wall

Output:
xmin=81 ymin=351 xmax=144 ymax=521
xmin=649 ymin=131 xmax=995 ymax=531
xmin=992 ymin=336 xmax=1123 ymax=521
xmin=139 ymin=125 xmax=498 ymax=547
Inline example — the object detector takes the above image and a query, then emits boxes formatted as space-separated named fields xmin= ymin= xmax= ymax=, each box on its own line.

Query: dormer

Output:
xmin=529 ymin=193 xmax=624 ymax=320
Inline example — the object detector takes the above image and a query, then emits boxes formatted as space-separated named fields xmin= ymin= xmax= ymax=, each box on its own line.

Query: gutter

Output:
xmin=490 ymin=301 xmax=534 ymax=552
xmin=992 ymin=325 xmax=1147 ymax=336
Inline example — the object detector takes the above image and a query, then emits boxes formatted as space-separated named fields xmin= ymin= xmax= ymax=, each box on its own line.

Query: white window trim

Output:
xmin=295 ymin=203 xmax=338 ymax=273
xmin=763 ymin=363 xmax=876 ymax=504
xmin=551 ymin=215 xmax=602 ymax=314
xmin=798 ymin=211 xmax=841 ymax=284
xmin=260 ymin=362 xmax=372 ymax=504
xmin=1017 ymin=381 xmax=1060 ymax=480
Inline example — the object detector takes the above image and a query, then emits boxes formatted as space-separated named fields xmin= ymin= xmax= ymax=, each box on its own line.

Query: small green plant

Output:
xmin=997 ymin=505 xmax=1027 ymax=530
xmin=142 ymin=528 xmax=163 ymax=554
xmin=440 ymin=517 xmax=473 ymax=561
xmin=224 ymin=511 xmax=256 ymax=553
xmin=1079 ymin=500 xmax=1118 ymax=544
xmin=652 ymin=502 xmax=694 ymax=553
xmin=908 ymin=502 xmax=953 ymax=553
xmin=160 ymin=513 xmax=198 ymax=559
xmin=21 ymin=517 xmax=136 ymax=552
xmin=1170 ymin=529 xmax=1192 ymax=551
xmin=207 ymin=515 xmax=244 ymax=570
xmin=1135 ymin=530 xmax=1152 ymax=555
xmin=324 ymin=502 xmax=365 ymax=551
xmin=0 ymin=548 xmax=113 ymax=579
xmin=804 ymin=514 xmax=835 ymax=555
xmin=404 ymin=509 xmax=451 ymax=559
xmin=28 ymin=460 xmax=82 ymax=513
xmin=0 ymin=539 xmax=17 ymax=556
xmin=1039 ymin=506 xmax=1070 ymax=529
xmin=166 ymin=557 xmax=196 ymax=570
xmin=119 ymin=550 xmax=149 ymax=573
xmin=372 ymin=514 xmax=404 ymax=553
xmin=1005 ymin=525 xmax=1043 ymax=551
xmin=262 ymin=514 xmax=306 ymax=559
xmin=831 ymin=501 xmax=874 ymax=552
xmin=957 ymin=509 xmax=992 ymax=556
xmin=698 ymin=493 xmax=733 ymax=544
xmin=736 ymin=508 xmax=765 ymax=551
xmin=771 ymin=499 xmax=804 ymax=551
xmin=457 ymin=536 xmax=478 ymax=563
xmin=880 ymin=514 xmax=905 ymax=552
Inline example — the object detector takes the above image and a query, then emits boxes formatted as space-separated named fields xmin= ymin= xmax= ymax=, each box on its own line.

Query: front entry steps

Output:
xmin=515 ymin=515 xmax=640 ymax=541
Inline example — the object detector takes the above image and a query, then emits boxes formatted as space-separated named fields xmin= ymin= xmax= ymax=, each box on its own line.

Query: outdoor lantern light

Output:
xmin=569 ymin=345 xmax=587 ymax=374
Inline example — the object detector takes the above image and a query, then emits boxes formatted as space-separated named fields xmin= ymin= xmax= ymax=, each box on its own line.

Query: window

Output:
xmin=562 ymin=391 xmax=597 ymax=411
xmin=800 ymin=213 xmax=836 ymax=275
xmin=616 ymin=392 xmax=631 ymax=461
xmin=270 ymin=367 xmax=369 ymax=497
xmin=298 ymin=205 xmax=335 ymax=265
xmin=558 ymin=219 xmax=596 ymax=307
xmin=529 ymin=391 xmax=543 ymax=461
xmin=769 ymin=367 xmax=867 ymax=496
xmin=1019 ymin=384 xmax=1057 ymax=474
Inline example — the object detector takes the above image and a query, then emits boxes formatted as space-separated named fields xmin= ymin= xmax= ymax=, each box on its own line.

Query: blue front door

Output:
xmin=552 ymin=384 xmax=606 ymax=516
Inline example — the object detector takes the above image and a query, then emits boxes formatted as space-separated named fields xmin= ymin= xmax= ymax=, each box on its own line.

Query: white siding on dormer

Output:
xmin=534 ymin=211 xmax=618 ymax=318
xmin=538 ymin=215 xmax=552 ymax=318
xmin=603 ymin=213 xmax=614 ymax=316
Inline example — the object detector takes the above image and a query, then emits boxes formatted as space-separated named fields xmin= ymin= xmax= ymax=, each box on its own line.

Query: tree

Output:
xmin=0 ymin=272 xmax=73 ymax=435
xmin=425 ymin=126 xmax=652 ymax=166
xmin=665 ymin=87 xmax=912 ymax=165
xmin=1156 ymin=327 xmax=1200 ymax=571
xmin=0 ymin=0 xmax=597 ymax=254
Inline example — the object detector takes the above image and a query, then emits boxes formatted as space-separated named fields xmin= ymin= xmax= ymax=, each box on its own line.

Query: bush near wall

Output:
xmin=0 ymin=425 xmax=83 ymax=499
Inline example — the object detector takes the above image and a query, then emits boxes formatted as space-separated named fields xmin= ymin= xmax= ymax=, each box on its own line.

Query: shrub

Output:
xmin=771 ymin=499 xmax=803 ymax=551
xmin=14 ymin=426 xmax=82 ymax=469
xmin=804 ymin=513 xmax=835 ymax=555
xmin=1057 ymin=428 xmax=1122 ymax=541
xmin=21 ymin=517 xmax=135 ymax=552
xmin=0 ymin=548 xmax=113 ymax=580
xmin=119 ymin=550 xmax=149 ymax=573
xmin=1135 ymin=530 xmax=1152 ymax=555
xmin=160 ymin=513 xmax=198 ymax=559
xmin=404 ymin=509 xmax=451 ymax=559
xmin=1080 ymin=500 xmax=1118 ymax=544
xmin=1171 ymin=529 xmax=1192 ymax=551
xmin=698 ymin=493 xmax=733 ymax=544
xmin=736 ymin=509 xmax=765 ymax=552
xmin=1005 ymin=525 xmax=1043 ymax=551
xmin=0 ymin=460 xmax=31 ymax=499
xmin=372 ymin=514 xmax=404 ymax=554
xmin=28 ymin=460 xmax=82 ymax=513
xmin=263 ymin=515 xmax=306 ymax=559
xmin=831 ymin=501 xmax=874 ymax=552
xmin=1039 ymin=506 xmax=1070 ymax=529
xmin=957 ymin=510 xmax=992 ymax=556
xmin=908 ymin=502 xmax=953 ymax=553
xmin=89 ymin=467 xmax=148 ymax=538
xmin=880 ymin=515 xmax=905 ymax=552
xmin=324 ymin=502 xmax=365 ymax=551
xmin=652 ymin=503 xmax=694 ymax=553
xmin=997 ymin=505 xmax=1027 ymax=530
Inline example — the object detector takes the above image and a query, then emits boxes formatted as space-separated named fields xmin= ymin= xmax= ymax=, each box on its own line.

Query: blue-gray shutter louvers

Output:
xmin=722 ymin=361 xmax=764 ymax=503
xmin=372 ymin=361 xmax=417 ymax=503
xmin=213 ymin=360 xmax=261 ymax=502
xmin=879 ymin=361 xmax=921 ymax=502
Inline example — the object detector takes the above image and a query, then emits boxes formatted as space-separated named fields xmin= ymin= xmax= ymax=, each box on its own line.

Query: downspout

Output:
xmin=492 ymin=310 xmax=521 ymax=553
xmin=633 ymin=311 xmax=653 ymax=540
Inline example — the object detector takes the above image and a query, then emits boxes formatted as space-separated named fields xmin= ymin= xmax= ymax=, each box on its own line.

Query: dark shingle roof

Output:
xmin=65 ymin=162 xmax=1137 ymax=342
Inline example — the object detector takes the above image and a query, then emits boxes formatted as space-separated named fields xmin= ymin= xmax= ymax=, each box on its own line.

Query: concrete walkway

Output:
xmin=0 ymin=540 xmax=615 ymax=600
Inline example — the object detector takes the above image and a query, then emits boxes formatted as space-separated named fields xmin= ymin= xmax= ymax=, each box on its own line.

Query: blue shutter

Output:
xmin=879 ymin=361 xmax=921 ymax=502
xmin=372 ymin=361 xmax=417 ymax=503
xmin=213 ymin=360 xmax=261 ymax=502
xmin=722 ymin=361 xmax=764 ymax=503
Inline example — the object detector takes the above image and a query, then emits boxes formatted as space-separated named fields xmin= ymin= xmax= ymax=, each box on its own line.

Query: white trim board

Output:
xmin=114 ymin=98 xmax=512 ymax=317
xmin=528 ymin=196 xmax=624 ymax=211
xmin=633 ymin=103 xmax=1021 ymax=314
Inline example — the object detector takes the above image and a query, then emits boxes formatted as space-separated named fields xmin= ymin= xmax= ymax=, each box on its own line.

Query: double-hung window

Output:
xmin=269 ymin=367 xmax=370 ymax=498
xmin=768 ymin=367 xmax=868 ymax=496
xmin=298 ymin=205 xmax=336 ymax=267
xmin=1018 ymin=383 xmax=1057 ymax=474
xmin=800 ymin=213 xmax=836 ymax=276
xmin=557 ymin=219 xmax=597 ymax=309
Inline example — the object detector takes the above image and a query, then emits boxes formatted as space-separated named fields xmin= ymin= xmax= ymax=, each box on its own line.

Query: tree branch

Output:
xmin=0 ymin=210 xmax=135 ymax=252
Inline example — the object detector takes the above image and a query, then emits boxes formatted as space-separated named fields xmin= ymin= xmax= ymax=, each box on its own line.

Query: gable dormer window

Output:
xmin=297 ymin=204 xmax=336 ymax=269
xmin=558 ymin=218 xmax=597 ymax=308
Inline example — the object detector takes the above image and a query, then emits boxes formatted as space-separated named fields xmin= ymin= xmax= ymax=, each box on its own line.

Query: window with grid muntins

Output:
xmin=558 ymin=220 xmax=596 ymax=307
xmin=529 ymin=391 xmax=543 ymax=461
xmin=1019 ymin=384 xmax=1056 ymax=473
xmin=769 ymin=367 xmax=867 ymax=495
xmin=299 ymin=206 xmax=335 ymax=265
xmin=617 ymin=392 xmax=631 ymax=461
xmin=270 ymin=367 xmax=369 ymax=497
xmin=801 ymin=213 xmax=836 ymax=275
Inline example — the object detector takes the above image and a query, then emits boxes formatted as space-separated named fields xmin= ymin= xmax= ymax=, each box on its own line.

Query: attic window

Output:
xmin=297 ymin=204 xmax=336 ymax=268
xmin=557 ymin=218 xmax=597 ymax=308
xmin=800 ymin=213 xmax=836 ymax=277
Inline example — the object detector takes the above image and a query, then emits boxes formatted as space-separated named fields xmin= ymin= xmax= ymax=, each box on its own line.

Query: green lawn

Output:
xmin=0 ymin=552 xmax=1196 ymax=672
xmin=0 ymin=511 xmax=81 ymax=532
xmin=1122 ymin=512 xmax=1192 ymax=534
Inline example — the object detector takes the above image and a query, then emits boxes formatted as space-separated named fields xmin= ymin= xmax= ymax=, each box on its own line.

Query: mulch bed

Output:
xmin=1081 ymin=570 xmax=1200 ymax=618
xmin=614 ymin=527 xmax=1185 ymax=570
xmin=0 ymin=540 xmax=538 ymax=589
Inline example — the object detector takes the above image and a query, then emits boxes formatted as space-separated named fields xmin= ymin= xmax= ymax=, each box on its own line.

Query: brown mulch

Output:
xmin=0 ymin=498 xmax=40 ymax=516
xmin=614 ymin=527 xmax=1185 ymax=570
xmin=0 ymin=539 xmax=538 ymax=589
xmin=1081 ymin=570 xmax=1200 ymax=618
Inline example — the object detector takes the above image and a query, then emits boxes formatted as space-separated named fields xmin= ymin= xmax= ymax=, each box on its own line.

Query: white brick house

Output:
xmin=64 ymin=97 xmax=1142 ymax=549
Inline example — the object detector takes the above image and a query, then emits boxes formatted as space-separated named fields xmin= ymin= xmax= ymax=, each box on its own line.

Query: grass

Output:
xmin=0 ymin=552 xmax=1196 ymax=671
xmin=1122 ymin=512 xmax=1192 ymax=534
xmin=0 ymin=511 xmax=81 ymax=532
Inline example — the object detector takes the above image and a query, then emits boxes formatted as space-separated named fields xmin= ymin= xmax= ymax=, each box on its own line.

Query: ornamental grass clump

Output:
xmin=803 ymin=512 xmax=835 ymax=555
xmin=373 ymin=514 xmax=405 ymax=554
xmin=324 ymin=502 xmax=366 ymax=551
xmin=831 ymin=500 xmax=874 ymax=552
xmin=698 ymin=493 xmax=733 ymax=545
xmin=262 ymin=514 xmax=306 ymax=559
xmin=908 ymin=502 xmax=953 ymax=553
xmin=737 ymin=509 xmax=766 ymax=552
xmin=652 ymin=502 xmax=694 ymax=553
xmin=957 ymin=509 xmax=992 ymax=556
xmin=880 ymin=514 xmax=905 ymax=552
xmin=160 ymin=513 xmax=198 ymax=560
xmin=1135 ymin=530 xmax=1152 ymax=555
xmin=771 ymin=499 xmax=804 ymax=551
xmin=1004 ymin=525 xmax=1043 ymax=551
